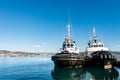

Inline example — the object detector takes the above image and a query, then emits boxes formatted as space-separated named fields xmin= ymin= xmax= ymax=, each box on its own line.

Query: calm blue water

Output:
xmin=0 ymin=57 xmax=119 ymax=80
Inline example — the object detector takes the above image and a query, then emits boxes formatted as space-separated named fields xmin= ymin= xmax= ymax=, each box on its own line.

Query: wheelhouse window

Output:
xmin=91 ymin=45 xmax=93 ymax=47
xmin=71 ymin=44 xmax=73 ymax=47
xmin=67 ymin=44 xmax=70 ymax=48
xmin=101 ymin=45 xmax=103 ymax=47
xmin=96 ymin=45 xmax=98 ymax=47
xmin=99 ymin=45 xmax=102 ymax=47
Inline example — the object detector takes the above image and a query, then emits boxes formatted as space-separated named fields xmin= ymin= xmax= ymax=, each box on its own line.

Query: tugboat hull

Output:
xmin=52 ymin=54 xmax=85 ymax=68
xmin=53 ymin=60 xmax=84 ymax=68
xmin=85 ymin=51 xmax=116 ymax=69
xmin=85 ymin=59 xmax=115 ymax=68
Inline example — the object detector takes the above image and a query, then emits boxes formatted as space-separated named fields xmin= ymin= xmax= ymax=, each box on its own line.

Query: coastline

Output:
xmin=0 ymin=50 xmax=55 ymax=57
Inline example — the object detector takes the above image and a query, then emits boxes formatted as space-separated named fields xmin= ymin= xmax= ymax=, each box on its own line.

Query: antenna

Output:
xmin=92 ymin=23 xmax=97 ymax=42
xmin=93 ymin=27 xmax=97 ymax=40
xmin=93 ymin=27 xmax=96 ymax=35
xmin=67 ymin=8 xmax=71 ymax=38
xmin=67 ymin=21 xmax=71 ymax=38
xmin=92 ymin=22 xmax=95 ymax=35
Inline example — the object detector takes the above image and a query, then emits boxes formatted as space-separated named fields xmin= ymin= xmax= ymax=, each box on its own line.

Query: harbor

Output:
xmin=1 ymin=0 xmax=120 ymax=80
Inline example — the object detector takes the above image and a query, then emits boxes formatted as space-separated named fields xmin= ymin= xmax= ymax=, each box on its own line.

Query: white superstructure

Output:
xmin=58 ymin=23 xmax=80 ymax=54
xmin=86 ymin=27 xmax=108 ymax=57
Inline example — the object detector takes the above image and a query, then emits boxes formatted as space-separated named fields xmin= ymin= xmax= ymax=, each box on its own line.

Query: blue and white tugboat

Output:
xmin=85 ymin=27 xmax=116 ymax=69
xmin=51 ymin=23 xmax=84 ymax=68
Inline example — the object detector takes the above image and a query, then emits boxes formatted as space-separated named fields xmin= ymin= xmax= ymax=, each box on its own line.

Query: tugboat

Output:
xmin=85 ymin=27 xmax=116 ymax=69
xmin=51 ymin=23 xmax=84 ymax=68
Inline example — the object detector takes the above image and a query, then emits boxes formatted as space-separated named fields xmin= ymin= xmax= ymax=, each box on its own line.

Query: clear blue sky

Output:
xmin=0 ymin=0 xmax=120 ymax=52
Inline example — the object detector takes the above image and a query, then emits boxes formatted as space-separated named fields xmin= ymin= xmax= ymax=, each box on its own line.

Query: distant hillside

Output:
xmin=111 ymin=51 xmax=120 ymax=55
xmin=0 ymin=50 xmax=55 ymax=57
xmin=0 ymin=50 xmax=11 ymax=54
xmin=0 ymin=50 xmax=53 ymax=54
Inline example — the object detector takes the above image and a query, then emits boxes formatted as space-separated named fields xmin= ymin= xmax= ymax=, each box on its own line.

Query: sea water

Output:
xmin=0 ymin=57 xmax=119 ymax=80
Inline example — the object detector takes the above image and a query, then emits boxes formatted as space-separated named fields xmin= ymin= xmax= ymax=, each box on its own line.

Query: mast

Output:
xmin=67 ymin=23 xmax=71 ymax=38
xmin=93 ymin=27 xmax=97 ymax=42
xmin=67 ymin=8 xmax=71 ymax=39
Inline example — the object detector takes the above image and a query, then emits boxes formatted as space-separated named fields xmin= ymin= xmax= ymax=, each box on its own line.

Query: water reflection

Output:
xmin=51 ymin=67 xmax=119 ymax=80
xmin=87 ymin=67 xmax=119 ymax=80
xmin=51 ymin=67 xmax=86 ymax=80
